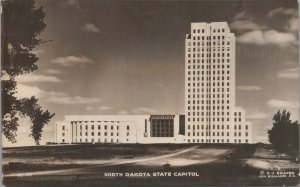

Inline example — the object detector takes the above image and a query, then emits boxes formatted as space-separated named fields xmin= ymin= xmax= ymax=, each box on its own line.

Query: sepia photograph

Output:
xmin=1 ymin=0 xmax=299 ymax=186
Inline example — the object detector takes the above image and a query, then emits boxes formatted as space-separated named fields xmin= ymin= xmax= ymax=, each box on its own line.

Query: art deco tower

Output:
xmin=185 ymin=22 xmax=251 ymax=143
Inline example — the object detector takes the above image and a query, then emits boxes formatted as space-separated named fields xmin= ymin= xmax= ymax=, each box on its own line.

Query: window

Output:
xmin=62 ymin=133 xmax=65 ymax=136
xmin=127 ymin=126 xmax=130 ymax=130
xmin=62 ymin=126 xmax=65 ymax=130
xmin=91 ymin=125 xmax=94 ymax=130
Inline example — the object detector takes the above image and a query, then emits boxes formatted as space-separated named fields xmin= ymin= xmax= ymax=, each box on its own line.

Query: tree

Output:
xmin=1 ymin=0 xmax=54 ymax=144
xmin=268 ymin=110 xmax=299 ymax=153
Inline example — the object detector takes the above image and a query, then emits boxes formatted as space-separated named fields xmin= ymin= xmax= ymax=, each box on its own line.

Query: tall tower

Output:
xmin=184 ymin=22 xmax=251 ymax=144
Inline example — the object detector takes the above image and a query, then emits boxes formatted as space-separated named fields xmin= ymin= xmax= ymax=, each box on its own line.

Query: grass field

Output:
xmin=2 ymin=143 xmax=299 ymax=187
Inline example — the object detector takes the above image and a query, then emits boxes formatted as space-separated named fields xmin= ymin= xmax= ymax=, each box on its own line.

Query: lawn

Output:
xmin=2 ymin=143 xmax=299 ymax=187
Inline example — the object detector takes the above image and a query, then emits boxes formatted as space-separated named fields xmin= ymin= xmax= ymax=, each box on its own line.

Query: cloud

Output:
xmin=286 ymin=17 xmax=298 ymax=32
xmin=230 ymin=20 xmax=266 ymax=31
xmin=284 ymin=61 xmax=298 ymax=66
xmin=16 ymin=74 xmax=62 ymax=83
xmin=45 ymin=96 xmax=102 ymax=105
xmin=132 ymin=107 xmax=157 ymax=114
xmin=233 ymin=11 xmax=252 ymax=20
xmin=82 ymin=23 xmax=100 ymax=33
xmin=118 ymin=110 xmax=128 ymax=115
xmin=65 ymin=0 xmax=78 ymax=6
xmin=277 ymin=67 xmax=299 ymax=79
xmin=247 ymin=112 xmax=269 ymax=120
xmin=267 ymin=7 xmax=298 ymax=32
xmin=267 ymin=7 xmax=297 ymax=18
xmin=62 ymin=0 xmax=81 ymax=10
xmin=16 ymin=84 xmax=66 ymax=99
xmin=267 ymin=99 xmax=299 ymax=109
xmin=45 ymin=69 xmax=62 ymax=75
xmin=97 ymin=106 xmax=111 ymax=111
xmin=237 ymin=85 xmax=262 ymax=91
xmin=32 ymin=49 xmax=45 ymax=55
xmin=156 ymin=83 xmax=163 ymax=88
xmin=85 ymin=106 xmax=94 ymax=111
xmin=52 ymin=56 xmax=93 ymax=67
xmin=237 ymin=30 xmax=297 ymax=46
xmin=85 ymin=106 xmax=111 ymax=111
xmin=16 ymin=84 xmax=103 ymax=105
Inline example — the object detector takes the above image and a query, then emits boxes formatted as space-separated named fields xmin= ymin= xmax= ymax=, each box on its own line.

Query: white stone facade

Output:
xmin=184 ymin=22 xmax=251 ymax=143
xmin=56 ymin=115 xmax=185 ymax=144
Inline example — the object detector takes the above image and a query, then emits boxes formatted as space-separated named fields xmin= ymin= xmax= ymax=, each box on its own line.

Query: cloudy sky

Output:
xmin=3 ymin=0 xmax=299 ymax=146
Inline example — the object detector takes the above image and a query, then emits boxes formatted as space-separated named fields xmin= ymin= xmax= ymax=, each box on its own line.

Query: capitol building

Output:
xmin=55 ymin=22 xmax=252 ymax=144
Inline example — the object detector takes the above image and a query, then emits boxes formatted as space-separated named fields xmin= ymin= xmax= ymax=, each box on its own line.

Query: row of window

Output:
xmin=235 ymin=125 xmax=249 ymax=130
xmin=187 ymin=132 xmax=230 ymax=136
xmin=188 ymin=65 xmax=230 ymax=69
xmin=187 ymin=58 xmax=231 ymax=64
xmin=188 ymin=100 xmax=230 ymax=105
xmin=73 ymin=138 xmax=128 ymax=143
xmin=187 ymin=94 xmax=230 ymax=99
xmin=187 ymin=47 xmax=230 ymax=52
xmin=187 ymin=71 xmax=231 ymax=78
xmin=192 ymin=35 xmax=226 ymax=40
xmin=187 ymin=76 xmax=230 ymax=81
xmin=187 ymin=117 xmax=229 ymax=122
xmin=71 ymin=121 xmax=121 ymax=124
xmin=186 ymin=111 xmax=231 ymax=115
xmin=187 ymin=53 xmax=230 ymax=58
xmin=188 ymin=88 xmax=230 ymax=93
xmin=187 ymin=70 xmax=231 ymax=75
xmin=188 ymin=124 xmax=230 ymax=130
xmin=62 ymin=125 xmax=130 ymax=131
xmin=187 ymin=139 xmax=248 ymax=143
xmin=192 ymin=29 xmax=206 ymax=34
xmin=186 ymin=131 xmax=249 ymax=137
xmin=234 ymin=118 xmax=242 ymax=122
xmin=188 ymin=41 xmax=230 ymax=47
xmin=187 ymin=104 xmax=231 ymax=110
xmin=187 ymin=117 xmax=231 ymax=122
xmin=62 ymin=131 xmax=131 ymax=137
xmin=191 ymin=28 xmax=226 ymax=34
